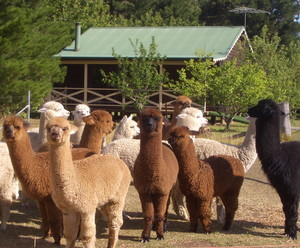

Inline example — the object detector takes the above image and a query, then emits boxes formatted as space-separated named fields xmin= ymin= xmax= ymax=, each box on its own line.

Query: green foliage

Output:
xmin=247 ymin=26 xmax=300 ymax=113
xmin=210 ymin=59 xmax=272 ymax=129
xmin=101 ymin=37 xmax=168 ymax=110
xmin=167 ymin=51 xmax=217 ymax=105
xmin=0 ymin=0 xmax=69 ymax=116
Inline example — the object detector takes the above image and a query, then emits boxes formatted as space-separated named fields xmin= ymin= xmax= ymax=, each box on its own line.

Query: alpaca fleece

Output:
xmin=169 ymin=126 xmax=244 ymax=233
xmin=134 ymin=108 xmax=179 ymax=242
xmin=2 ymin=115 xmax=94 ymax=245
xmin=248 ymin=99 xmax=300 ymax=239
xmin=47 ymin=117 xmax=131 ymax=248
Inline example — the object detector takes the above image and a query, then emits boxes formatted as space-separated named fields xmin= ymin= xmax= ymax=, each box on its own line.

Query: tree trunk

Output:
xmin=278 ymin=102 xmax=292 ymax=139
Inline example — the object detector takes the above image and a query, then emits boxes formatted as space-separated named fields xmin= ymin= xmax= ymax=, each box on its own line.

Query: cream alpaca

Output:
xmin=70 ymin=104 xmax=90 ymax=145
xmin=47 ymin=117 xmax=131 ymax=248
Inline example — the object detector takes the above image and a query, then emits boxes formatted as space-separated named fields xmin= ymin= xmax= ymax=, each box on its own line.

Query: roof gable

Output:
xmin=54 ymin=26 xmax=247 ymax=62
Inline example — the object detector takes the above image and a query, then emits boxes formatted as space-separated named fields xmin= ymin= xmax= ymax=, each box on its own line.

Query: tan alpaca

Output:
xmin=133 ymin=108 xmax=179 ymax=242
xmin=46 ymin=117 xmax=131 ymax=248
xmin=2 ymin=115 xmax=95 ymax=245
xmin=78 ymin=110 xmax=115 ymax=153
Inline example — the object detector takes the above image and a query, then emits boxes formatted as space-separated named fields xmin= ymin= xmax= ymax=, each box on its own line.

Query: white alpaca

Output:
xmin=46 ymin=117 xmax=131 ymax=248
xmin=28 ymin=101 xmax=70 ymax=151
xmin=112 ymin=114 xmax=139 ymax=141
xmin=0 ymin=151 xmax=19 ymax=230
xmin=70 ymin=104 xmax=90 ymax=145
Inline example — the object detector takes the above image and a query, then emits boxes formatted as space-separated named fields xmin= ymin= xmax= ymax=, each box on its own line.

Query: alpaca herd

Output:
xmin=1 ymin=97 xmax=299 ymax=247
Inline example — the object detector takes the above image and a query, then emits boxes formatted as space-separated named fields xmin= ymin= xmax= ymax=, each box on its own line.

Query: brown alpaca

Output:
xmin=133 ymin=108 xmax=179 ymax=242
xmin=169 ymin=126 xmax=244 ymax=233
xmin=78 ymin=109 xmax=115 ymax=153
xmin=46 ymin=117 xmax=131 ymax=248
xmin=2 ymin=115 xmax=95 ymax=245
xmin=162 ymin=95 xmax=192 ymax=140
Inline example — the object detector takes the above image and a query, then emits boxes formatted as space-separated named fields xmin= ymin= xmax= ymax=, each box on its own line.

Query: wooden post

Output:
xmin=278 ymin=102 xmax=292 ymax=139
xmin=84 ymin=64 xmax=88 ymax=103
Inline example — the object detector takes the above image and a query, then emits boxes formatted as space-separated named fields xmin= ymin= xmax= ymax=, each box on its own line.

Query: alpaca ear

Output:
xmin=128 ymin=114 xmax=133 ymax=121
xmin=83 ymin=115 xmax=95 ymax=125
xmin=119 ymin=115 xmax=128 ymax=126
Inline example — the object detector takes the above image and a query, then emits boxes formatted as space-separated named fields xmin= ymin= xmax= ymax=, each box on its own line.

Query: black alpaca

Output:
xmin=248 ymin=99 xmax=300 ymax=239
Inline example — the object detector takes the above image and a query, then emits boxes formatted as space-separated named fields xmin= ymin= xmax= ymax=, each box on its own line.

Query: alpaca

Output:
xmin=70 ymin=104 xmax=90 ymax=145
xmin=46 ymin=117 xmax=131 ymax=248
xmin=192 ymin=116 xmax=257 ymax=223
xmin=0 ymin=152 xmax=19 ymax=230
xmin=176 ymin=107 xmax=209 ymax=139
xmin=133 ymin=108 xmax=179 ymax=242
xmin=162 ymin=95 xmax=192 ymax=140
xmin=169 ymin=126 xmax=244 ymax=233
xmin=194 ymin=116 xmax=257 ymax=173
xmin=248 ymin=99 xmax=300 ymax=240
xmin=2 ymin=115 xmax=95 ymax=245
xmin=78 ymin=109 xmax=115 ymax=154
xmin=29 ymin=101 xmax=70 ymax=151
xmin=102 ymin=108 xmax=208 ymax=221
xmin=112 ymin=114 xmax=140 ymax=141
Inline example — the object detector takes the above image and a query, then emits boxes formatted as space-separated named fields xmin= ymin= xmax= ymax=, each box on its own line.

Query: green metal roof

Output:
xmin=54 ymin=26 xmax=246 ymax=61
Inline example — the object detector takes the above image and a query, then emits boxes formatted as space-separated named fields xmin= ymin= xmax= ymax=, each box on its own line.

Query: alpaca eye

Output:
xmin=62 ymin=127 xmax=68 ymax=131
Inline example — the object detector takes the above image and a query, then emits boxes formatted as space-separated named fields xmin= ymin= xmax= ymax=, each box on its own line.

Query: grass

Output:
xmin=1 ymin=119 xmax=300 ymax=247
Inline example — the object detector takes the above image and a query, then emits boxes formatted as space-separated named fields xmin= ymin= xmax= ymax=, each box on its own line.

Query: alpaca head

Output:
xmin=113 ymin=114 xmax=140 ymax=140
xmin=176 ymin=107 xmax=208 ymax=132
xmin=82 ymin=110 xmax=115 ymax=135
xmin=168 ymin=126 xmax=192 ymax=150
xmin=38 ymin=101 xmax=70 ymax=118
xmin=248 ymin=99 xmax=282 ymax=120
xmin=139 ymin=108 xmax=163 ymax=136
xmin=46 ymin=117 xmax=71 ymax=146
xmin=173 ymin=96 xmax=192 ymax=115
xmin=2 ymin=115 xmax=29 ymax=142
xmin=72 ymin=104 xmax=90 ymax=124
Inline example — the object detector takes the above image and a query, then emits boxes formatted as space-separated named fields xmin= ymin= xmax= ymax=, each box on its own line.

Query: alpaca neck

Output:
xmin=174 ymin=141 xmax=200 ymax=187
xmin=79 ymin=127 xmax=105 ymax=154
xmin=256 ymin=115 xmax=281 ymax=162
xmin=241 ymin=119 xmax=256 ymax=148
xmin=140 ymin=132 xmax=163 ymax=162
xmin=49 ymin=139 xmax=79 ymax=199
xmin=171 ymin=108 xmax=181 ymax=125
xmin=72 ymin=123 xmax=85 ymax=144
xmin=6 ymin=131 xmax=37 ymax=185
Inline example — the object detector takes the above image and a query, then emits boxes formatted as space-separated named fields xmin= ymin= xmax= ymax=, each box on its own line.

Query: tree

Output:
xmin=247 ymin=26 xmax=300 ymax=113
xmin=167 ymin=51 xmax=217 ymax=109
xmin=101 ymin=37 xmax=168 ymax=110
xmin=210 ymin=59 xmax=273 ymax=130
xmin=199 ymin=0 xmax=300 ymax=45
xmin=0 ymin=0 xmax=70 ymax=116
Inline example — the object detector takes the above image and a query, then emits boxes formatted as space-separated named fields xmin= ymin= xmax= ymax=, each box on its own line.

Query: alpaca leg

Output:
xmin=185 ymin=196 xmax=198 ymax=232
xmin=171 ymin=181 xmax=189 ymax=220
xmin=44 ymin=197 xmax=63 ymax=245
xmin=101 ymin=202 xmax=124 ymax=248
xmin=281 ymin=195 xmax=299 ymax=239
xmin=139 ymin=193 xmax=154 ymax=242
xmin=153 ymin=194 xmax=169 ymax=240
xmin=198 ymin=198 xmax=212 ymax=233
xmin=215 ymin=196 xmax=225 ymax=224
xmin=37 ymin=201 xmax=51 ymax=239
xmin=220 ymin=192 xmax=239 ymax=231
xmin=0 ymin=200 xmax=11 ymax=230
xmin=63 ymin=212 xmax=81 ymax=248
xmin=79 ymin=212 xmax=96 ymax=248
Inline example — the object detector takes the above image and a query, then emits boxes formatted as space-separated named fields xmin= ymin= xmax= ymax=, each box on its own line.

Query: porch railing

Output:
xmin=51 ymin=87 xmax=201 ymax=115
